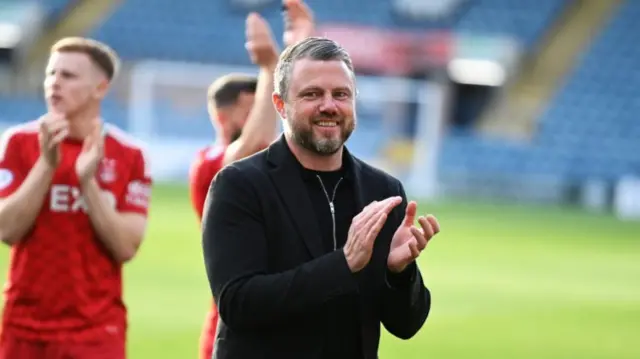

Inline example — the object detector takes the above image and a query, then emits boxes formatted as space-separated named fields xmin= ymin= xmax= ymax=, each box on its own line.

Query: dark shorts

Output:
xmin=0 ymin=333 xmax=125 ymax=359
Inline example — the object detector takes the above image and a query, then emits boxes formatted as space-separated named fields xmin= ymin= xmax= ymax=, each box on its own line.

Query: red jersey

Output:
xmin=188 ymin=144 xmax=225 ymax=359
xmin=189 ymin=144 xmax=226 ymax=220
xmin=0 ymin=121 xmax=152 ymax=343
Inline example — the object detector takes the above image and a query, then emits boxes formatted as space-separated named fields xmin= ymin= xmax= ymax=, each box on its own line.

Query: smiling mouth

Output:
xmin=314 ymin=121 xmax=338 ymax=127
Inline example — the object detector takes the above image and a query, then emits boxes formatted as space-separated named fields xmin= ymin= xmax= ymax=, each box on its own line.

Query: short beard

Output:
xmin=291 ymin=129 xmax=344 ymax=156
xmin=288 ymin=117 xmax=354 ymax=156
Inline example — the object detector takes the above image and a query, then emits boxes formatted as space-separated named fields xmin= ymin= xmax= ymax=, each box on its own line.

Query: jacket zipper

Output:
xmin=316 ymin=175 xmax=344 ymax=250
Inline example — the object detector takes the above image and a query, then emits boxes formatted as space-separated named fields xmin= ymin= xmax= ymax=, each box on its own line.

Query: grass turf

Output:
xmin=1 ymin=183 xmax=638 ymax=358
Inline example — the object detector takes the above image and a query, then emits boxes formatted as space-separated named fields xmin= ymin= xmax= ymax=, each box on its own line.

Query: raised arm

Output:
xmin=222 ymin=13 xmax=279 ymax=166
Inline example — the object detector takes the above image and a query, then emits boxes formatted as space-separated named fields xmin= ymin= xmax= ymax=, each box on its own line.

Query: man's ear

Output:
xmin=272 ymin=92 xmax=286 ymax=119
xmin=94 ymin=78 xmax=110 ymax=100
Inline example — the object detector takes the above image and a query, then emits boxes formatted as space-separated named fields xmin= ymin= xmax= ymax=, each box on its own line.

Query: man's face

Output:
xmin=228 ymin=92 xmax=255 ymax=141
xmin=214 ymin=92 xmax=255 ymax=142
xmin=43 ymin=51 xmax=106 ymax=116
xmin=277 ymin=58 xmax=356 ymax=156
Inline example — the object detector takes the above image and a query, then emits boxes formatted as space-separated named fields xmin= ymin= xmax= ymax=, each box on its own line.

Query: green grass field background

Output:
xmin=1 ymin=183 xmax=638 ymax=358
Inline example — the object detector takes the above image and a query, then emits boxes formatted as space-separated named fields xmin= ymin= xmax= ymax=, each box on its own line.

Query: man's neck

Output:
xmin=285 ymin=135 xmax=343 ymax=172
xmin=67 ymin=110 xmax=101 ymax=140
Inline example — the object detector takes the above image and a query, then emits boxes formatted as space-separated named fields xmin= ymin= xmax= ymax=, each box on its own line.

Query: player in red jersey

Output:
xmin=0 ymin=37 xmax=151 ymax=359
xmin=189 ymin=2 xmax=315 ymax=358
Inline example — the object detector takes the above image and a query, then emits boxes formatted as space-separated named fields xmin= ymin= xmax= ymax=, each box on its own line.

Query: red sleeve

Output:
xmin=117 ymin=148 xmax=153 ymax=215
xmin=0 ymin=130 xmax=26 ymax=199
xmin=189 ymin=156 xmax=223 ymax=221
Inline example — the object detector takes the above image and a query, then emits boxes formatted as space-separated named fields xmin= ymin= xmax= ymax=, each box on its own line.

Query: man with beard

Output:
xmin=201 ymin=36 xmax=441 ymax=359
xmin=189 ymin=1 xmax=315 ymax=358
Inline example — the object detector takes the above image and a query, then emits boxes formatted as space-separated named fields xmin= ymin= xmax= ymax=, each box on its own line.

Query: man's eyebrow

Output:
xmin=332 ymin=87 xmax=353 ymax=93
xmin=46 ymin=68 xmax=77 ymax=75
xmin=297 ymin=86 xmax=353 ymax=93
xmin=297 ymin=86 xmax=323 ymax=93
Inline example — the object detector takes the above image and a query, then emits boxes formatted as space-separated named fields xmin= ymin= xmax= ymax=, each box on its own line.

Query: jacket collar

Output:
xmin=266 ymin=134 xmax=365 ymax=258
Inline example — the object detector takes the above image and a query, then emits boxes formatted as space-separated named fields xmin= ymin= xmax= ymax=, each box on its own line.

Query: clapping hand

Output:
xmin=282 ymin=0 xmax=315 ymax=47
xmin=245 ymin=12 xmax=279 ymax=69
xmin=387 ymin=201 xmax=440 ymax=273
xmin=343 ymin=197 xmax=403 ymax=272
xmin=38 ymin=112 xmax=69 ymax=168
xmin=75 ymin=124 xmax=104 ymax=185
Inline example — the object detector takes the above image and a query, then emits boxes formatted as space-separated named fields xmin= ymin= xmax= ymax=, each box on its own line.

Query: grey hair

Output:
xmin=274 ymin=37 xmax=355 ymax=100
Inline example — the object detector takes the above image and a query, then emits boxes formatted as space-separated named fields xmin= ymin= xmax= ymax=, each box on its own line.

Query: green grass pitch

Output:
xmin=1 ymin=183 xmax=639 ymax=358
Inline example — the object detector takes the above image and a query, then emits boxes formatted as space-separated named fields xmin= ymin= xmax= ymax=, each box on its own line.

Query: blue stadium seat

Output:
xmin=453 ymin=0 xmax=569 ymax=48
xmin=89 ymin=0 xmax=284 ymax=65
xmin=534 ymin=0 xmax=640 ymax=180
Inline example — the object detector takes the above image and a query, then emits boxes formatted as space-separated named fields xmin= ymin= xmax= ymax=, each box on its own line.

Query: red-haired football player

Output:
xmin=0 ymin=37 xmax=152 ymax=359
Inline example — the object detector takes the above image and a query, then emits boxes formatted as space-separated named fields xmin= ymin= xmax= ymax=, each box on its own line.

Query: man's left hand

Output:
xmin=76 ymin=124 xmax=104 ymax=185
xmin=387 ymin=201 xmax=440 ymax=273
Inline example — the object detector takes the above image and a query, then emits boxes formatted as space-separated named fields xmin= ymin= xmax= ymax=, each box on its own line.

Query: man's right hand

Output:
xmin=282 ymin=0 xmax=315 ymax=48
xmin=245 ymin=13 xmax=279 ymax=69
xmin=38 ymin=113 xmax=69 ymax=168
xmin=343 ymin=196 xmax=403 ymax=273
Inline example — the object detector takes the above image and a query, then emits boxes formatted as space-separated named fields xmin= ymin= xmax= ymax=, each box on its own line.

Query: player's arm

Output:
xmin=0 ymin=119 xmax=68 ymax=245
xmin=380 ymin=181 xmax=431 ymax=339
xmin=222 ymin=14 xmax=279 ymax=167
xmin=202 ymin=165 xmax=358 ymax=331
xmin=82 ymin=149 xmax=152 ymax=263
xmin=0 ymin=158 xmax=56 ymax=245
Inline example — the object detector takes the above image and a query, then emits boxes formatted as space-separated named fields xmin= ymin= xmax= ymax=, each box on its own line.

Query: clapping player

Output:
xmin=0 ymin=37 xmax=152 ymax=359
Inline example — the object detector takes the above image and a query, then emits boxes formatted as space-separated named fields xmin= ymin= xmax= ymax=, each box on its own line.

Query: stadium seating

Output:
xmin=89 ymin=0 xmax=284 ymax=65
xmin=78 ymin=0 xmax=571 ymax=154
xmin=2 ymin=0 xmax=637 ymax=185
xmin=535 ymin=0 xmax=640 ymax=180
xmin=438 ymin=0 xmax=640 ymax=182
xmin=88 ymin=0 xmax=568 ymax=64
xmin=453 ymin=0 xmax=569 ymax=48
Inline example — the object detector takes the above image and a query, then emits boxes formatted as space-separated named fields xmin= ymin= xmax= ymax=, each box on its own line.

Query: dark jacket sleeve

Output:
xmin=201 ymin=164 xmax=358 ymax=331
xmin=380 ymin=180 xmax=431 ymax=339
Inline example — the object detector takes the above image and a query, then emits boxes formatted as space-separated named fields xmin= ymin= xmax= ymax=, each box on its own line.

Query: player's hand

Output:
xmin=282 ymin=0 xmax=315 ymax=47
xmin=387 ymin=201 xmax=440 ymax=273
xmin=245 ymin=12 xmax=279 ymax=69
xmin=343 ymin=197 xmax=402 ymax=273
xmin=38 ymin=112 xmax=69 ymax=168
xmin=75 ymin=123 xmax=104 ymax=185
